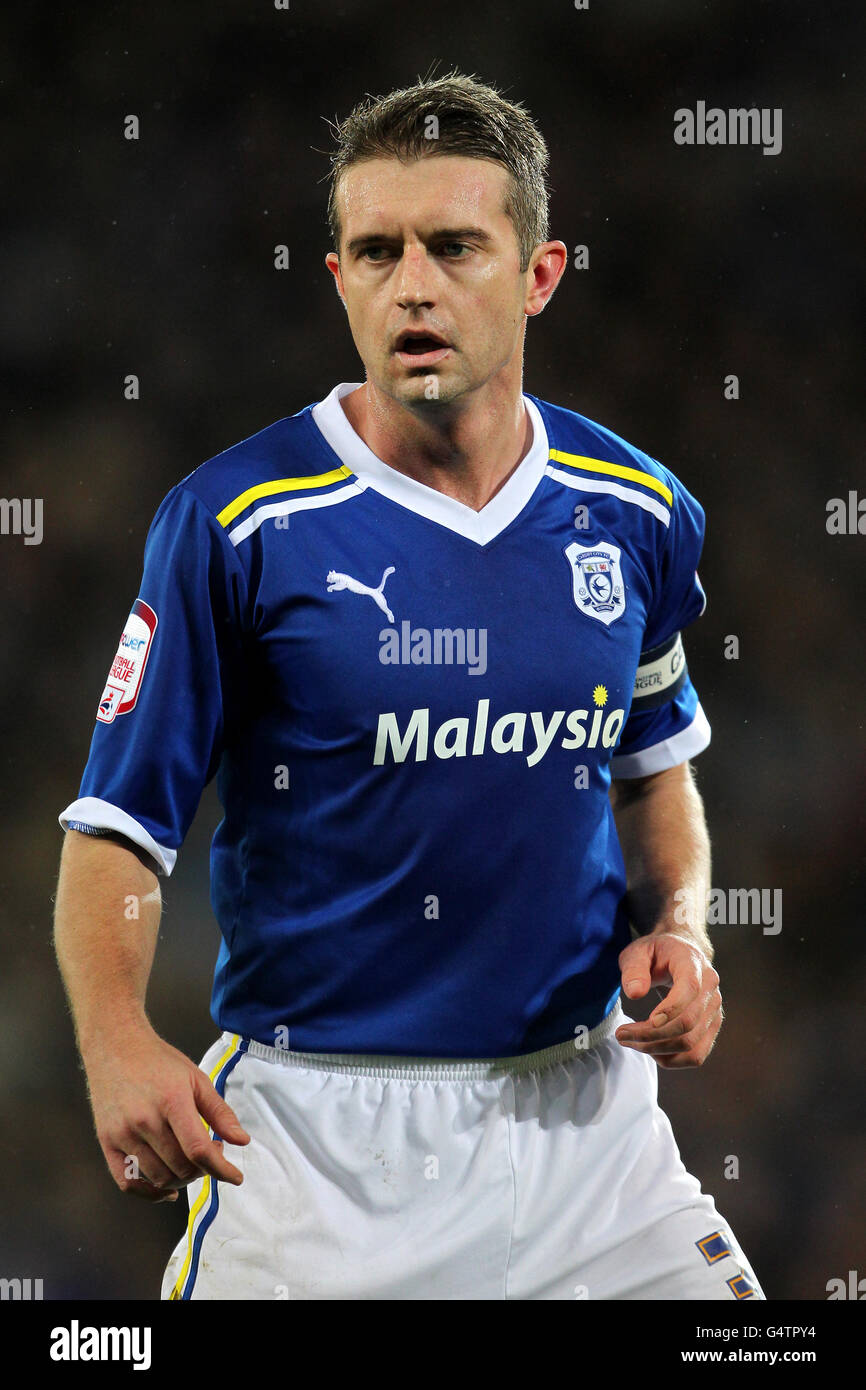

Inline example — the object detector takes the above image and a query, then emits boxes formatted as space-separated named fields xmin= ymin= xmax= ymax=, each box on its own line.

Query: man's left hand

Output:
xmin=615 ymin=932 xmax=722 ymax=1068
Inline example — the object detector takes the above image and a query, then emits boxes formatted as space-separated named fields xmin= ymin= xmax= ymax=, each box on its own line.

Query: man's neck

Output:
xmin=339 ymin=381 xmax=533 ymax=513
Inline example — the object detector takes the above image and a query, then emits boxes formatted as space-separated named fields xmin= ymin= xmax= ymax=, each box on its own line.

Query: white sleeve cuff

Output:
xmin=610 ymin=702 xmax=711 ymax=779
xmin=58 ymin=797 xmax=177 ymax=876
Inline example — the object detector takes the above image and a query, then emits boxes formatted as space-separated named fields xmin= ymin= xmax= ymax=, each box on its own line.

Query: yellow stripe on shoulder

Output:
xmin=216 ymin=466 xmax=353 ymax=528
xmin=548 ymin=449 xmax=673 ymax=507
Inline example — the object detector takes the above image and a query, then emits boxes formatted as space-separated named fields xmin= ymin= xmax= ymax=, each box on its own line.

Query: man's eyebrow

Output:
xmin=345 ymin=227 xmax=494 ymax=256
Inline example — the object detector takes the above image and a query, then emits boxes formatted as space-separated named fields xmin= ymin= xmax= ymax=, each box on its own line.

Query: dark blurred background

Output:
xmin=2 ymin=0 xmax=863 ymax=1300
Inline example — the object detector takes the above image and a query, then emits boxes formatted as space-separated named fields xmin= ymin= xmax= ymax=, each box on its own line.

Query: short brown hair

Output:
xmin=324 ymin=69 xmax=551 ymax=272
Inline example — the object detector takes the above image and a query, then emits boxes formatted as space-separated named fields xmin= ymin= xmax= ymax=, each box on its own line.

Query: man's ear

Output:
xmin=524 ymin=240 xmax=568 ymax=319
xmin=325 ymin=251 xmax=347 ymax=308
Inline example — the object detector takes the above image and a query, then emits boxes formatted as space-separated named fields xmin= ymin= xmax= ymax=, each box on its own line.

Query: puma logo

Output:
xmin=326 ymin=566 xmax=396 ymax=623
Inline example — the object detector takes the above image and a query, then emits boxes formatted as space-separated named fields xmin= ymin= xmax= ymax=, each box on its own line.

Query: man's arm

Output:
xmin=608 ymin=760 xmax=722 ymax=1068
xmin=53 ymin=829 xmax=249 ymax=1202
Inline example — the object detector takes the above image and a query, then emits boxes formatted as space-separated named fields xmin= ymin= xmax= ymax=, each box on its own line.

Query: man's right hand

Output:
xmin=84 ymin=1025 xmax=251 ymax=1203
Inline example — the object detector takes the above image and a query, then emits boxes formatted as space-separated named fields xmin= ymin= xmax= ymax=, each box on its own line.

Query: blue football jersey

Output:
xmin=60 ymin=382 xmax=710 ymax=1056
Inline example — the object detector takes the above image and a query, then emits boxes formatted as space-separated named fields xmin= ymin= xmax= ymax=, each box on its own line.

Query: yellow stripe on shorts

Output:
xmin=169 ymin=1033 xmax=242 ymax=1301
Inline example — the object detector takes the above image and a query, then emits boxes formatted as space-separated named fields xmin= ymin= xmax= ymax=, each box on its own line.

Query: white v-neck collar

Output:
xmin=311 ymin=381 xmax=549 ymax=546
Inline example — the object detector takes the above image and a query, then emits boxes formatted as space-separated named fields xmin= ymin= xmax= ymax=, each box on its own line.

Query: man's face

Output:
xmin=326 ymin=155 xmax=533 ymax=409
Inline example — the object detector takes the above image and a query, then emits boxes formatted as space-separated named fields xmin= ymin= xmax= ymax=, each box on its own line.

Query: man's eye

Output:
xmin=440 ymin=242 xmax=470 ymax=256
xmin=363 ymin=247 xmax=389 ymax=261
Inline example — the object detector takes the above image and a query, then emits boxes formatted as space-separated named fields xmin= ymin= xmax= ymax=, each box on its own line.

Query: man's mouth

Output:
xmin=393 ymin=330 xmax=453 ymax=364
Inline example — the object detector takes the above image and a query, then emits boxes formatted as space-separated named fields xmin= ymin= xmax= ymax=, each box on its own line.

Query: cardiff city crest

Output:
xmin=564 ymin=541 xmax=626 ymax=626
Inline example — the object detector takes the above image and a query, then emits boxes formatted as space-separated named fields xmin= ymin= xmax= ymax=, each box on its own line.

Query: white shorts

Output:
xmin=162 ymin=1005 xmax=765 ymax=1301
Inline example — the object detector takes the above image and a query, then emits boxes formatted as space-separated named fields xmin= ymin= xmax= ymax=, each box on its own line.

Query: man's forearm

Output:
xmin=54 ymin=829 xmax=249 ymax=1200
xmin=53 ymin=830 xmax=163 ymax=1056
xmin=609 ymin=761 xmax=712 ymax=959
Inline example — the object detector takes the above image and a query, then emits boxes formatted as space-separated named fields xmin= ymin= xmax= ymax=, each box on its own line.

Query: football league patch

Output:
xmin=96 ymin=599 xmax=157 ymax=723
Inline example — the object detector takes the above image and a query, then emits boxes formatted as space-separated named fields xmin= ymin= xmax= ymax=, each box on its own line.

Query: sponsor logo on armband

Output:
xmin=631 ymin=632 xmax=688 ymax=711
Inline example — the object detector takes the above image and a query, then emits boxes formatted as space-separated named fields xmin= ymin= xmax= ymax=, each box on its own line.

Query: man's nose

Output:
xmin=394 ymin=244 xmax=436 ymax=306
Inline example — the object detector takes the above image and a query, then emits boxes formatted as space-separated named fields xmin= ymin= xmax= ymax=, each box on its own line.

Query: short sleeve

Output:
xmin=611 ymin=470 xmax=710 ymax=779
xmin=58 ymin=484 xmax=248 ymax=873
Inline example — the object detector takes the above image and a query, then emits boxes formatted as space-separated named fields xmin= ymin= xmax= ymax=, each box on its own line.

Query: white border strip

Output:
xmin=545 ymin=465 xmax=671 ymax=527
xmin=227 ymin=481 xmax=365 ymax=547
xmin=58 ymin=796 xmax=176 ymax=875
xmin=611 ymin=703 xmax=711 ymax=778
